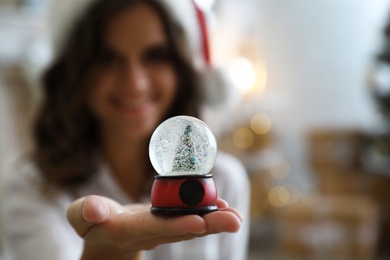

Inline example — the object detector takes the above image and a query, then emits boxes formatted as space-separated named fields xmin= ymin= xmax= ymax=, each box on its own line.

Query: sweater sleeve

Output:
xmin=213 ymin=152 xmax=251 ymax=260
xmin=1 ymin=162 xmax=83 ymax=260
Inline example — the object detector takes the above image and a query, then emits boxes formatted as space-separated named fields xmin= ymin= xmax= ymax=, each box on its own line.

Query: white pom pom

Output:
xmin=200 ymin=67 xmax=240 ymax=108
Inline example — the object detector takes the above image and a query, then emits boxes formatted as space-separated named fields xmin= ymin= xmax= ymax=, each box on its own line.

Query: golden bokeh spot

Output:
xmin=268 ymin=186 xmax=289 ymax=207
xmin=269 ymin=158 xmax=290 ymax=179
xmin=233 ymin=128 xmax=254 ymax=149
xmin=278 ymin=186 xmax=290 ymax=205
xmin=250 ymin=113 xmax=272 ymax=135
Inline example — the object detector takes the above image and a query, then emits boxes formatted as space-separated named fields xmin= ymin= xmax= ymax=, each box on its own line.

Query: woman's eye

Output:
xmin=144 ymin=47 xmax=172 ymax=64
xmin=98 ymin=49 xmax=122 ymax=67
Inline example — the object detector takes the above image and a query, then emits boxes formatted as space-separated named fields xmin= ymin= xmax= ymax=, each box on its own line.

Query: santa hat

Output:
xmin=46 ymin=0 xmax=238 ymax=108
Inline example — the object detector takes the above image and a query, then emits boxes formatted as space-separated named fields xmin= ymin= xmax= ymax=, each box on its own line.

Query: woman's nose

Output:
xmin=121 ymin=63 xmax=149 ymax=93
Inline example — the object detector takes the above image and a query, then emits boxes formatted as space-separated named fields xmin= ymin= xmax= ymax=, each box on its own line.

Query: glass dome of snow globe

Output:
xmin=149 ymin=115 xmax=217 ymax=176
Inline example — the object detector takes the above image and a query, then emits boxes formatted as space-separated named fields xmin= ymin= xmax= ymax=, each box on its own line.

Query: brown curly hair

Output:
xmin=33 ymin=0 xmax=203 ymax=186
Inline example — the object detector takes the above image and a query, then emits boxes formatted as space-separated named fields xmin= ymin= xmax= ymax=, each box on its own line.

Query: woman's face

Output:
xmin=88 ymin=3 xmax=177 ymax=142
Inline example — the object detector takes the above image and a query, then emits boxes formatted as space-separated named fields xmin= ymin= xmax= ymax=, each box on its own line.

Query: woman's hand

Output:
xmin=67 ymin=196 xmax=243 ymax=260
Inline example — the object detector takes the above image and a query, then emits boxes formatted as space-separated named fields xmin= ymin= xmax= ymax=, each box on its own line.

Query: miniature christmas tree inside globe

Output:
xmin=149 ymin=116 xmax=217 ymax=176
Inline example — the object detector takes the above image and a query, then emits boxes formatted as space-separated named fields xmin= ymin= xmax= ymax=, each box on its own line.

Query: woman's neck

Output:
xmin=100 ymin=132 xmax=153 ymax=201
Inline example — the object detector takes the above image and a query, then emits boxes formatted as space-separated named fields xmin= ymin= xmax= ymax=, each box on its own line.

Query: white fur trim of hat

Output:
xmin=46 ymin=0 xmax=238 ymax=108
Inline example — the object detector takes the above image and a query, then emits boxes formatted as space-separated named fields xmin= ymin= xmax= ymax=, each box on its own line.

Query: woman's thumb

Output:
xmin=67 ymin=195 xmax=112 ymax=237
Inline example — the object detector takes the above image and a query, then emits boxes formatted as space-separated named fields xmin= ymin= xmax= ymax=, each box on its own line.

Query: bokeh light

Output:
xmin=253 ymin=62 xmax=268 ymax=95
xmin=228 ymin=57 xmax=256 ymax=94
xmin=250 ymin=113 xmax=272 ymax=135
xmin=268 ymin=186 xmax=289 ymax=207
xmin=269 ymin=158 xmax=290 ymax=180
xmin=233 ymin=127 xmax=254 ymax=149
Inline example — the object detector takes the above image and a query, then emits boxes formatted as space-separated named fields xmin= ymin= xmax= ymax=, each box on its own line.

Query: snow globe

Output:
xmin=149 ymin=115 xmax=218 ymax=215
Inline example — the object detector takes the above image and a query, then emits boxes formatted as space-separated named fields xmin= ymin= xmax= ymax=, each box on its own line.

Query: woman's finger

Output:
xmin=216 ymin=198 xmax=229 ymax=209
xmin=107 ymin=211 xmax=207 ymax=242
xmin=66 ymin=195 xmax=123 ymax=237
xmin=203 ymin=210 xmax=242 ymax=233
xmin=218 ymin=206 xmax=244 ymax=222
xmin=110 ymin=203 xmax=242 ymax=241
xmin=110 ymin=209 xmax=242 ymax=250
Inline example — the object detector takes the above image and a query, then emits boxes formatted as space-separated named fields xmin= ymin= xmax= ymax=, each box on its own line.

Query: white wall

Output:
xmin=213 ymin=0 xmax=390 ymax=187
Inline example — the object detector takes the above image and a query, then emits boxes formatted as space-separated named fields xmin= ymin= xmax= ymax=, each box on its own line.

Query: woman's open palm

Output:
xmin=67 ymin=196 xmax=243 ymax=260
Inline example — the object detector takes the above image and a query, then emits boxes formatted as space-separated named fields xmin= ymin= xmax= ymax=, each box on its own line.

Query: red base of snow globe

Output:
xmin=151 ymin=174 xmax=218 ymax=216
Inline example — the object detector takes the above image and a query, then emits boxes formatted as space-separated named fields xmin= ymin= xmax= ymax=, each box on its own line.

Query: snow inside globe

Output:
xmin=149 ymin=115 xmax=217 ymax=176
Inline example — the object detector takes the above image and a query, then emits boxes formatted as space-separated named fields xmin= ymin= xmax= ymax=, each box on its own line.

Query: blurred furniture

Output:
xmin=307 ymin=129 xmax=390 ymax=257
xmin=278 ymin=195 xmax=379 ymax=260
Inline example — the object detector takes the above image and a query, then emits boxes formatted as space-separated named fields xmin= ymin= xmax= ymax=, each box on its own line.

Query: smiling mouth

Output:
xmin=123 ymin=98 xmax=147 ymax=107
xmin=111 ymin=96 xmax=152 ymax=114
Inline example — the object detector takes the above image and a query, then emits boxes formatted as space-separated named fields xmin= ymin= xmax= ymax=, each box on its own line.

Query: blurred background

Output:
xmin=1 ymin=0 xmax=390 ymax=259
